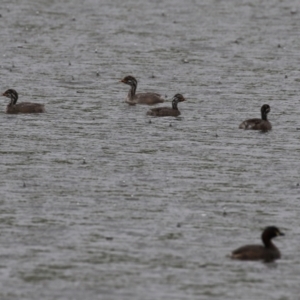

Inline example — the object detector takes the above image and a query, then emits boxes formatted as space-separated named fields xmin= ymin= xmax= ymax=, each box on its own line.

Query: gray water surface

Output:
xmin=1 ymin=0 xmax=300 ymax=299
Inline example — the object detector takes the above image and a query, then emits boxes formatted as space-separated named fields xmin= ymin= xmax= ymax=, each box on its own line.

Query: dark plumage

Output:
xmin=239 ymin=104 xmax=272 ymax=131
xmin=231 ymin=226 xmax=284 ymax=262
xmin=120 ymin=75 xmax=164 ymax=105
xmin=146 ymin=94 xmax=186 ymax=117
xmin=3 ymin=89 xmax=45 ymax=114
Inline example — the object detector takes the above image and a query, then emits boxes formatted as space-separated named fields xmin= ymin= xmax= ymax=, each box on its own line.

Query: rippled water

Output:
xmin=1 ymin=0 xmax=300 ymax=299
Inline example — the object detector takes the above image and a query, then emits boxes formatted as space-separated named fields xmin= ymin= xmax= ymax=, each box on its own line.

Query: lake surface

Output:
xmin=1 ymin=0 xmax=300 ymax=299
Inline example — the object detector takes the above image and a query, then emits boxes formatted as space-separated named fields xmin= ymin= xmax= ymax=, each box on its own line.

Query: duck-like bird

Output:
xmin=3 ymin=89 xmax=45 ymax=114
xmin=146 ymin=94 xmax=186 ymax=117
xmin=120 ymin=75 xmax=164 ymax=105
xmin=239 ymin=104 xmax=272 ymax=131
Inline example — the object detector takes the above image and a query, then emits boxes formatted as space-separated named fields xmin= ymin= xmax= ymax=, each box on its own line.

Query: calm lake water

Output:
xmin=1 ymin=0 xmax=300 ymax=299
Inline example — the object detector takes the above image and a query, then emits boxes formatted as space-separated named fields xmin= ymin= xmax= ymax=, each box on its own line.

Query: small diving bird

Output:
xmin=146 ymin=93 xmax=186 ymax=117
xmin=120 ymin=75 xmax=164 ymax=105
xmin=3 ymin=89 xmax=45 ymax=114
xmin=239 ymin=104 xmax=272 ymax=131
xmin=230 ymin=226 xmax=284 ymax=262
